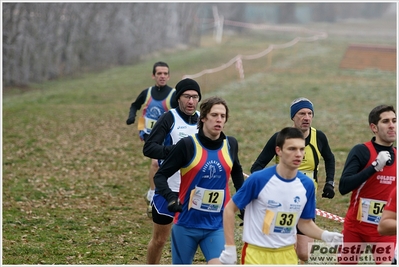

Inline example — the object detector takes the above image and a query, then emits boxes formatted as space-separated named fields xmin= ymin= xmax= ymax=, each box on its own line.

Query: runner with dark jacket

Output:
xmin=251 ymin=129 xmax=335 ymax=186
xmin=143 ymin=107 xmax=199 ymax=160
xmin=250 ymin=97 xmax=335 ymax=262
xmin=142 ymin=78 xmax=201 ymax=264
xmin=125 ymin=61 xmax=178 ymax=217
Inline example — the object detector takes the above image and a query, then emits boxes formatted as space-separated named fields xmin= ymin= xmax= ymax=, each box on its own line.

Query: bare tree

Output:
xmin=3 ymin=3 xmax=201 ymax=86
xmin=2 ymin=3 xmax=392 ymax=87
xmin=277 ymin=3 xmax=297 ymax=24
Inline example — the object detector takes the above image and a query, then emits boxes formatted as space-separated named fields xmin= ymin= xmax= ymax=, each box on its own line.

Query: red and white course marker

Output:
xmin=316 ymin=208 xmax=345 ymax=223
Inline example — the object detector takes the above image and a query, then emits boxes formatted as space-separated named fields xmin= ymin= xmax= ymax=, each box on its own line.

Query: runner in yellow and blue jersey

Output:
xmin=154 ymin=96 xmax=244 ymax=264
xmin=126 ymin=61 xmax=177 ymax=217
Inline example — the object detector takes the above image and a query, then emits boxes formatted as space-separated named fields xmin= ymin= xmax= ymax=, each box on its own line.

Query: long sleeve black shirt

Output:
xmin=127 ymin=85 xmax=178 ymax=123
xmin=143 ymin=107 xmax=199 ymax=159
xmin=154 ymin=129 xmax=245 ymax=203
xmin=338 ymin=137 xmax=396 ymax=195
xmin=250 ymin=129 xmax=335 ymax=184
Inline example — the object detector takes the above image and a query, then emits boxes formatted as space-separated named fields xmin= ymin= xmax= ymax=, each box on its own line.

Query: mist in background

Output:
xmin=2 ymin=2 xmax=396 ymax=87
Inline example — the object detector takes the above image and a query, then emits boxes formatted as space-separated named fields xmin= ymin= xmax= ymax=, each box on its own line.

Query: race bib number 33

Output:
xmin=262 ymin=210 xmax=297 ymax=235
xmin=274 ymin=212 xmax=297 ymax=234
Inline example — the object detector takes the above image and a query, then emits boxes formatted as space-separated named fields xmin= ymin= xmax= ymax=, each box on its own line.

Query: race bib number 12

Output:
xmin=189 ymin=187 xmax=224 ymax=213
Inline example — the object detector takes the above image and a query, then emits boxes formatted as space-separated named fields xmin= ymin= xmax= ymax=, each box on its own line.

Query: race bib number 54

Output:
xmin=357 ymin=198 xmax=386 ymax=225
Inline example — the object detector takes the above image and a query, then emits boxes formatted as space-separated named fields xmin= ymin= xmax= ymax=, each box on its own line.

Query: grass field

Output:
xmin=2 ymin=18 xmax=396 ymax=265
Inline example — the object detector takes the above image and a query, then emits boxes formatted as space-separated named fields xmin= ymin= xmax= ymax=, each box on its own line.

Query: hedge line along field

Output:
xmin=2 ymin=18 xmax=396 ymax=264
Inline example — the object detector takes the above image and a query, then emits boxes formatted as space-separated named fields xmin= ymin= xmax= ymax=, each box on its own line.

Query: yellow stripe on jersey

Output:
xmin=137 ymin=87 xmax=152 ymax=130
xmin=181 ymin=136 xmax=203 ymax=176
xmin=220 ymin=139 xmax=233 ymax=170
xmin=300 ymin=127 xmax=321 ymax=173
xmin=165 ymin=88 xmax=176 ymax=110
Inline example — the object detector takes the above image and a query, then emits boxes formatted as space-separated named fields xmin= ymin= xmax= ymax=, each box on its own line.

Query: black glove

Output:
xmin=126 ymin=106 xmax=137 ymax=125
xmin=167 ymin=197 xmax=182 ymax=212
xmin=322 ymin=183 xmax=335 ymax=199
xmin=126 ymin=117 xmax=135 ymax=125
xmin=237 ymin=209 xmax=245 ymax=226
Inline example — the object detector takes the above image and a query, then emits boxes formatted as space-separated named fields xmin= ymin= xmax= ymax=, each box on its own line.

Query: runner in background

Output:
xmin=251 ymin=97 xmax=336 ymax=262
xmin=126 ymin=61 xmax=177 ymax=218
xmin=143 ymin=78 xmax=201 ymax=264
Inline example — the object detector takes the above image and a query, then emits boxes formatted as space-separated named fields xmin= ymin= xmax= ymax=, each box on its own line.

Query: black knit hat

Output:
xmin=175 ymin=78 xmax=201 ymax=101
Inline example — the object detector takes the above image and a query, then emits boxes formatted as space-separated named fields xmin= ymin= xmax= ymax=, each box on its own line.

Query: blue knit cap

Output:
xmin=290 ymin=97 xmax=314 ymax=119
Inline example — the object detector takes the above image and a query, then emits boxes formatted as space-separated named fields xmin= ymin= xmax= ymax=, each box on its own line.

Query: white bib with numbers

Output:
xmin=189 ymin=186 xmax=225 ymax=213
xmin=357 ymin=197 xmax=386 ymax=225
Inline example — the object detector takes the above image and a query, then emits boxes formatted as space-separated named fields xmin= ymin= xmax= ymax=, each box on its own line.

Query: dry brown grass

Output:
xmin=3 ymin=18 xmax=396 ymax=264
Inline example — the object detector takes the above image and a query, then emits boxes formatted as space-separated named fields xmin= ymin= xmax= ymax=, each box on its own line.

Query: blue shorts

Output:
xmin=171 ymin=224 xmax=225 ymax=264
xmin=152 ymin=193 xmax=176 ymax=225
xmin=139 ymin=130 xmax=148 ymax=141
